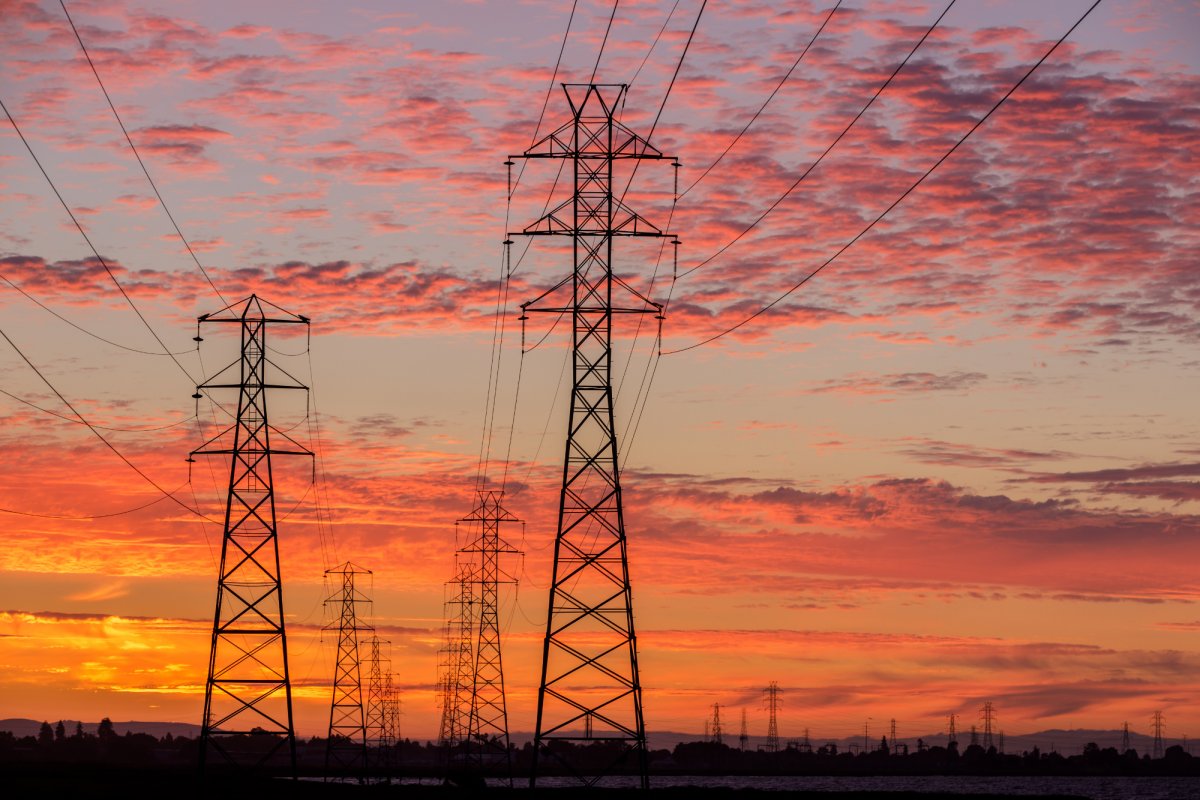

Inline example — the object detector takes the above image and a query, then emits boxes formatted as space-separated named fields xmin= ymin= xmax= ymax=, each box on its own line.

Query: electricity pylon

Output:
xmin=324 ymin=562 xmax=373 ymax=778
xmin=948 ymin=713 xmax=958 ymax=747
xmin=739 ymin=709 xmax=749 ymax=751
xmin=458 ymin=490 xmax=521 ymax=781
xmin=364 ymin=635 xmax=389 ymax=771
xmin=981 ymin=701 xmax=995 ymax=751
xmin=192 ymin=295 xmax=312 ymax=773
xmin=1153 ymin=710 xmax=1165 ymax=758
xmin=764 ymin=682 xmax=781 ymax=753
xmin=514 ymin=82 xmax=675 ymax=790
xmin=711 ymin=703 xmax=724 ymax=745
xmin=441 ymin=559 xmax=477 ymax=771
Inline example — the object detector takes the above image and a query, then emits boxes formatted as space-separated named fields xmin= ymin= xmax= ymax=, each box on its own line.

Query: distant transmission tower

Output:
xmin=364 ymin=635 xmax=389 ymax=771
xmin=1153 ymin=710 xmax=1165 ymax=759
xmin=890 ymin=719 xmax=898 ymax=755
xmin=764 ymin=682 xmax=781 ymax=752
xmin=324 ymin=562 xmax=372 ymax=778
xmin=441 ymin=559 xmax=477 ymax=780
xmin=516 ymin=83 xmax=676 ymax=790
xmin=193 ymin=295 xmax=311 ymax=773
xmin=459 ymin=490 xmax=521 ymax=780
xmin=948 ymin=713 xmax=957 ymax=747
xmin=739 ymin=709 xmax=749 ymax=751
xmin=981 ymin=701 xmax=995 ymax=750
xmin=1121 ymin=721 xmax=1130 ymax=753
xmin=711 ymin=703 xmax=723 ymax=745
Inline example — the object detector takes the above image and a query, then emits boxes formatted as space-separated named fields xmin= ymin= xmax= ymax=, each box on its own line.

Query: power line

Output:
xmin=0 ymin=481 xmax=189 ymax=520
xmin=676 ymin=0 xmax=958 ymax=280
xmin=59 ymin=0 xmax=228 ymax=306
xmin=0 ymin=270 xmax=195 ymax=356
xmin=589 ymin=0 xmax=620 ymax=84
xmin=0 ymin=386 xmax=196 ymax=432
xmin=663 ymin=0 xmax=1104 ymax=355
xmin=0 ymin=96 xmax=201 ymax=386
xmin=0 ymin=327 xmax=213 ymax=521
xmin=678 ymin=0 xmax=843 ymax=198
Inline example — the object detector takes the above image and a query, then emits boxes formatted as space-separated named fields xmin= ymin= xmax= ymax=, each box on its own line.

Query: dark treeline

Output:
xmin=4 ymin=720 xmax=1199 ymax=778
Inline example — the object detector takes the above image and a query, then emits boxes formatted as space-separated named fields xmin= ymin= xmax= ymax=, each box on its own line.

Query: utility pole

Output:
xmin=1153 ymin=710 xmax=1165 ymax=759
xmin=515 ymin=83 xmax=676 ymax=790
xmin=458 ymin=490 xmax=521 ymax=782
xmin=711 ymin=703 xmax=723 ymax=745
xmin=981 ymin=701 xmax=995 ymax=750
xmin=764 ymin=682 xmax=781 ymax=753
xmin=739 ymin=709 xmax=749 ymax=751
xmin=324 ymin=562 xmax=372 ymax=779
xmin=192 ymin=295 xmax=311 ymax=774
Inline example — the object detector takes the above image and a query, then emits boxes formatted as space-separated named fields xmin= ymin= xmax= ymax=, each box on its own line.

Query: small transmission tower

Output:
xmin=441 ymin=559 xmax=477 ymax=773
xmin=981 ymin=701 xmax=995 ymax=751
xmin=764 ymin=682 xmax=781 ymax=753
xmin=948 ymin=714 xmax=958 ymax=747
xmin=192 ymin=295 xmax=312 ymax=773
xmin=711 ymin=703 xmax=723 ymax=745
xmin=324 ymin=562 xmax=373 ymax=778
xmin=364 ymin=635 xmax=390 ymax=772
xmin=739 ymin=709 xmax=749 ymax=751
xmin=1153 ymin=710 xmax=1165 ymax=759
xmin=514 ymin=83 xmax=676 ymax=790
xmin=1121 ymin=721 xmax=1131 ymax=753
xmin=458 ymin=490 xmax=521 ymax=780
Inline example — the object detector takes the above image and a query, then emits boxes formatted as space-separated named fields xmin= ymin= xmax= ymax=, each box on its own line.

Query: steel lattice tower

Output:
xmin=739 ymin=709 xmax=749 ymax=751
xmin=513 ymin=82 xmax=674 ymax=790
xmin=442 ymin=561 xmax=477 ymax=763
xmin=711 ymin=703 xmax=723 ymax=745
xmin=364 ymin=635 xmax=389 ymax=770
xmin=192 ymin=295 xmax=312 ymax=773
xmin=1121 ymin=721 xmax=1131 ymax=753
xmin=458 ymin=490 xmax=521 ymax=780
xmin=981 ymin=701 xmax=995 ymax=751
xmin=948 ymin=714 xmax=957 ymax=747
xmin=764 ymin=682 xmax=781 ymax=753
xmin=324 ymin=562 xmax=372 ymax=778
xmin=1153 ymin=710 xmax=1165 ymax=758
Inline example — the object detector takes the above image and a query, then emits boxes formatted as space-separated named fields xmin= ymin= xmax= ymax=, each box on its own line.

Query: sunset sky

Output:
xmin=1 ymin=0 xmax=1198 ymax=747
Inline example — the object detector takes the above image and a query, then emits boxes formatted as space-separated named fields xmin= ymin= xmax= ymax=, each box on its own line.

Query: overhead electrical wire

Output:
xmin=589 ymin=0 xmax=620 ymax=84
xmin=678 ymin=0 xmax=843 ymax=198
xmin=0 ymin=97 xmax=201 ymax=387
xmin=59 ymin=0 xmax=228 ymax=307
xmin=0 ymin=386 xmax=196 ymax=432
xmin=675 ymin=0 xmax=958 ymax=281
xmin=0 ymin=327 xmax=213 ymax=522
xmin=0 ymin=271 xmax=195 ymax=357
xmin=663 ymin=0 xmax=1105 ymax=355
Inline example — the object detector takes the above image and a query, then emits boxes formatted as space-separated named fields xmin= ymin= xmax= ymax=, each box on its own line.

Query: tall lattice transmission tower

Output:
xmin=1121 ymin=721 xmax=1131 ymax=753
xmin=948 ymin=714 xmax=958 ymax=747
xmin=457 ymin=490 xmax=521 ymax=780
xmin=1153 ymin=710 xmax=1165 ymax=758
xmin=981 ymin=701 xmax=995 ymax=750
xmin=739 ymin=709 xmax=749 ymax=751
xmin=192 ymin=295 xmax=312 ymax=773
xmin=324 ymin=562 xmax=373 ymax=777
xmin=764 ymin=682 xmax=781 ymax=753
xmin=513 ymin=83 xmax=676 ymax=789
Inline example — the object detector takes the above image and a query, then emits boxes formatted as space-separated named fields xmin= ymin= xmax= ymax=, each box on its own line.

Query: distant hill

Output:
xmin=0 ymin=719 xmax=201 ymax=739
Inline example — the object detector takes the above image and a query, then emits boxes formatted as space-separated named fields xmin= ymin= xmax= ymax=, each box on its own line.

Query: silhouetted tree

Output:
xmin=54 ymin=721 xmax=65 ymax=742
xmin=73 ymin=721 xmax=84 ymax=739
xmin=37 ymin=722 xmax=53 ymax=746
xmin=97 ymin=718 xmax=115 ymax=740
